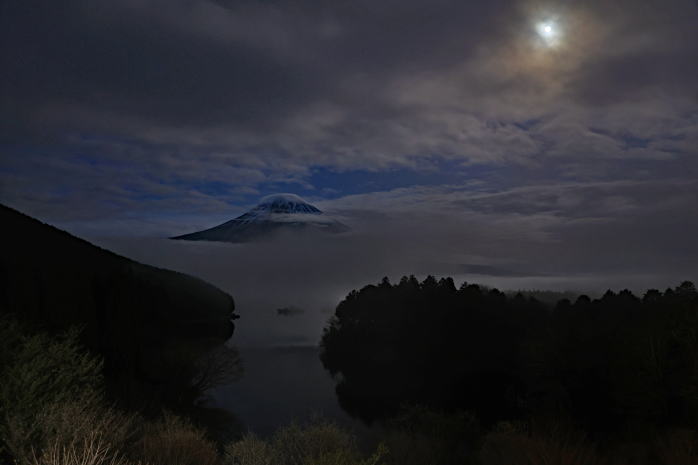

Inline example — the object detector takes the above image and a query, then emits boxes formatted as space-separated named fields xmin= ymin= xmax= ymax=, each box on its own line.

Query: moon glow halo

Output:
xmin=536 ymin=20 xmax=561 ymax=47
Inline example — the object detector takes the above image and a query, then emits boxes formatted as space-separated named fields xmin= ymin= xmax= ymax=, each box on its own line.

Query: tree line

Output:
xmin=321 ymin=276 xmax=698 ymax=443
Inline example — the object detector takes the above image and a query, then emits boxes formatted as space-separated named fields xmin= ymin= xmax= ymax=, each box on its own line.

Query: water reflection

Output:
xmin=211 ymin=346 xmax=368 ymax=436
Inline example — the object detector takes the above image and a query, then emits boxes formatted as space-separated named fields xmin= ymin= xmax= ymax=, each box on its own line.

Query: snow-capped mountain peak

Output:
xmin=236 ymin=193 xmax=324 ymax=224
xmin=257 ymin=193 xmax=322 ymax=214
xmin=171 ymin=193 xmax=349 ymax=243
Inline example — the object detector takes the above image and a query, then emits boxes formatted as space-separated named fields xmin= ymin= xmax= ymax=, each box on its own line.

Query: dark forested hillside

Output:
xmin=321 ymin=276 xmax=698 ymax=442
xmin=0 ymin=204 xmax=238 ymax=411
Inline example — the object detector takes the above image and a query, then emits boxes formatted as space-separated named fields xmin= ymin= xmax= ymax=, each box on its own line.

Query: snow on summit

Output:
xmin=171 ymin=193 xmax=349 ymax=243
xmin=257 ymin=194 xmax=322 ymax=213
xmin=237 ymin=193 xmax=325 ymax=224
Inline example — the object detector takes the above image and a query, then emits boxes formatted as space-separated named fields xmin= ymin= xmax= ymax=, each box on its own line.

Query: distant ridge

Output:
xmin=172 ymin=193 xmax=349 ymax=243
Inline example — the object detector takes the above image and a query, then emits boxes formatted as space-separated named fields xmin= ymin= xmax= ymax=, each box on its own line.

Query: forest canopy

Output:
xmin=321 ymin=276 xmax=698 ymax=441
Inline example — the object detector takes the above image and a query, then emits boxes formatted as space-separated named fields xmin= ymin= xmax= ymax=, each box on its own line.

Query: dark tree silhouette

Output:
xmin=321 ymin=276 xmax=547 ymax=425
xmin=321 ymin=276 xmax=698 ymax=441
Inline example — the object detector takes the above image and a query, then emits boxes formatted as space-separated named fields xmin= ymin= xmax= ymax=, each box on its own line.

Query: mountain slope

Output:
xmin=0 ymin=203 xmax=238 ymax=408
xmin=172 ymin=193 xmax=349 ymax=243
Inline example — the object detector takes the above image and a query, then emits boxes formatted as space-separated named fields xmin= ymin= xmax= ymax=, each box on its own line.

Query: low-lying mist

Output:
xmin=92 ymin=208 xmax=692 ymax=347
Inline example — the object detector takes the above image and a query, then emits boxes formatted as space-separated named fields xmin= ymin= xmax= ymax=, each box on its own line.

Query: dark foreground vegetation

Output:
xmin=1 ymin=317 xmax=386 ymax=465
xmin=0 ymin=204 xmax=239 ymax=413
xmin=0 ymin=314 xmax=366 ymax=464
xmin=3 ymin=315 xmax=696 ymax=465
xmin=5 ymin=315 xmax=694 ymax=465
xmin=0 ymin=205 xmax=242 ymax=463
xmin=321 ymin=276 xmax=698 ymax=464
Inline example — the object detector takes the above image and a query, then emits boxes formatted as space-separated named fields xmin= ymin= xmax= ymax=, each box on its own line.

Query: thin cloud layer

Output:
xmin=2 ymin=1 xmax=696 ymax=164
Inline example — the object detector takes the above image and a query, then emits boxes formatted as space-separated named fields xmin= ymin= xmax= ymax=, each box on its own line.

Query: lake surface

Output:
xmin=211 ymin=345 xmax=369 ymax=436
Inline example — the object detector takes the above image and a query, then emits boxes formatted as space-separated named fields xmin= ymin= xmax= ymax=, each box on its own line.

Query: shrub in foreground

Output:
xmin=0 ymin=318 xmax=109 ymax=462
xmin=478 ymin=421 xmax=603 ymax=465
xmin=225 ymin=419 xmax=387 ymax=465
xmin=138 ymin=412 xmax=219 ymax=465
xmin=29 ymin=431 xmax=131 ymax=465
xmin=382 ymin=407 xmax=479 ymax=465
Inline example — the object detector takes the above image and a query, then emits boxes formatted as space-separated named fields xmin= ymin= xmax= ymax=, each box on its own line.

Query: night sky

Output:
xmin=1 ymin=0 xmax=697 ymax=300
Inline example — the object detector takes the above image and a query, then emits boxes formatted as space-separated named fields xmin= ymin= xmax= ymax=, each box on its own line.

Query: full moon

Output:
xmin=536 ymin=20 xmax=561 ymax=47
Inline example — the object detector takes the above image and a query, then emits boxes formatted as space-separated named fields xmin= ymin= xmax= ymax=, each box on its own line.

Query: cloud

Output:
xmin=2 ymin=0 xmax=696 ymax=163
xmin=1 ymin=0 xmax=697 ymax=296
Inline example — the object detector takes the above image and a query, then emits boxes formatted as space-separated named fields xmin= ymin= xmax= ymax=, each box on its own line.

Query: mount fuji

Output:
xmin=171 ymin=193 xmax=350 ymax=243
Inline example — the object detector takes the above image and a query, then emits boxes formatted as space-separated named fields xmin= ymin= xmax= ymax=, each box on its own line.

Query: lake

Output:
xmin=211 ymin=345 xmax=370 ymax=436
